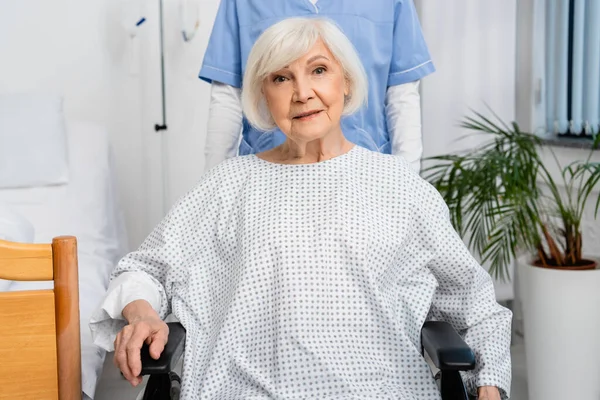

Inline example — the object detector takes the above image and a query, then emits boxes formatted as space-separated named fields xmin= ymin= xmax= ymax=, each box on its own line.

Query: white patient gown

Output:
xmin=90 ymin=146 xmax=512 ymax=399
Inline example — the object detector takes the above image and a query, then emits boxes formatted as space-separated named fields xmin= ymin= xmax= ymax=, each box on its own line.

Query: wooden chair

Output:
xmin=0 ymin=236 xmax=82 ymax=400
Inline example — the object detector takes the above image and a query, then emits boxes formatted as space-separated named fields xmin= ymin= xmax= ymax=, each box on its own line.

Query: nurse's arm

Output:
xmin=385 ymin=80 xmax=422 ymax=173
xmin=204 ymin=81 xmax=243 ymax=172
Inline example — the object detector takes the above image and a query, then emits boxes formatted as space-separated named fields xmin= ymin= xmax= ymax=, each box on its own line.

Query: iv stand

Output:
xmin=155 ymin=0 xmax=167 ymax=132
xmin=155 ymin=0 xmax=169 ymax=216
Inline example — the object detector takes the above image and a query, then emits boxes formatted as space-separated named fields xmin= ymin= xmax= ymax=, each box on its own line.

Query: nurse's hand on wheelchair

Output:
xmin=114 ymin=299 xmax=170 ymax=387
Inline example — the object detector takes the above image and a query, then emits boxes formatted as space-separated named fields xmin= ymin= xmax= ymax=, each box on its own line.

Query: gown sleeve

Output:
xmin=89 ymin=165 xmax=228 ymax=351
xmin=418 ymin=182 xmax=512 ymax=399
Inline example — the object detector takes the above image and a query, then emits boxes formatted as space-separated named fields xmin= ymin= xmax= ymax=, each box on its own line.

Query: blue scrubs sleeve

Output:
xmin=199 ymin=0 xmax=242 ymax=88
xmin=388 ymin=0 xmax=435 ymax=86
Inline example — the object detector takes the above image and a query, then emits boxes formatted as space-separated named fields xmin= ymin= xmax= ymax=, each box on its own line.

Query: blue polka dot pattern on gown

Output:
xmin=90 ymin=145 xmax=511 ymax=399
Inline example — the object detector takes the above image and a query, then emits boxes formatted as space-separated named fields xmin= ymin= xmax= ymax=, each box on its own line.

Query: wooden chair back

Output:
xmin=0 ymin=236 xmax=81 ymax=400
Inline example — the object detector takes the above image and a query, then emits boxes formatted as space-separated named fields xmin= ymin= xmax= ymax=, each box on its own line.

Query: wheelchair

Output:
xmin=138 ymin=321 xmax=476 ymax=400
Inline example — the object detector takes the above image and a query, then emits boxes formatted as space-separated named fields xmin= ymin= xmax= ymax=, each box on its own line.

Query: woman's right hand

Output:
xmin=114 ymin=300 xmax=169 ymax=386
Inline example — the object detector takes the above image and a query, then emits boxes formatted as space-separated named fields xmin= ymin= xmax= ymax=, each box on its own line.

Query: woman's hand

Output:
xmin=114 ymin=300 xmax=169 ymax=386
xmin=477 ymin=386 xmax=501 ymax=400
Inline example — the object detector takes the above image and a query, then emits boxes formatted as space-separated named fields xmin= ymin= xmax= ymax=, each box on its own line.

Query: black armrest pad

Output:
xmin=421 ymin=321 xmax=475 ymax=371
xmin=140 ymin=322 xmax=186 ymax=375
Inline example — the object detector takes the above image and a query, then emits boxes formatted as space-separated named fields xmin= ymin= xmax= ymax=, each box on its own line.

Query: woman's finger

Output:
xmin=116 ymin=326 xmax=135 ymax=382
xmin=148 ymin=327 xmax=169 ymax=360
xmin=127 ymin=324 xmax=151 ymax=379
xmin=112 ymin=333 xmax=121 ymax=367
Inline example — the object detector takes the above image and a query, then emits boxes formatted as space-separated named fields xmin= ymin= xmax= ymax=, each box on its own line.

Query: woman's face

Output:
xmin=262 ymin=39 xmax=349 ymax=143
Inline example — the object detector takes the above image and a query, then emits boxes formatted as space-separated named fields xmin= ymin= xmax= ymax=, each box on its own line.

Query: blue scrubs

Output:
xmin=199 ymin=0 xmax=434 ymax=155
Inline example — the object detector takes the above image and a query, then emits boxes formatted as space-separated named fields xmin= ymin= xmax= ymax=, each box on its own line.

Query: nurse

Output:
xmin=199 ymin=0 xmax=434 ymax=173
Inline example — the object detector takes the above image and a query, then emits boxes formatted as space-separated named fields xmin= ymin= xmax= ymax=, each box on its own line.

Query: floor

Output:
xmin=510 ymin=334 xmax=528 ymax=399
xmin=94 ymin=334 xmax=530 ymax=399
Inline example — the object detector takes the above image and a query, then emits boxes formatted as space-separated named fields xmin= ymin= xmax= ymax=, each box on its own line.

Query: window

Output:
xmin=517 ymin=0 xmax=599 ymax=141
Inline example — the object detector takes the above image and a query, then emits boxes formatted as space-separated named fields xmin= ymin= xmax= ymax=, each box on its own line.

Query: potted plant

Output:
xmin=423 ymin=111 xmax=600 ymax=400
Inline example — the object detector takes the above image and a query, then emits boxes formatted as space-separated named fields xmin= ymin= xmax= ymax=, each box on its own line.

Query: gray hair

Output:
xmin=241 ymin=17 xmax=368 ymax=131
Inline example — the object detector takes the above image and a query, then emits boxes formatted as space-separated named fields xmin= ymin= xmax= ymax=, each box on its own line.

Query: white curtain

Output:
xmin=545 ymin=0 xmax=600 ymax=135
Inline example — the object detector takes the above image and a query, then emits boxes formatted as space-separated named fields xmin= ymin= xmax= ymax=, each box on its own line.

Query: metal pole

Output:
xmin=155 ymin=0 xmax=167 ymax=132
xmin=155 ymin=0 xmax=169 ymax=215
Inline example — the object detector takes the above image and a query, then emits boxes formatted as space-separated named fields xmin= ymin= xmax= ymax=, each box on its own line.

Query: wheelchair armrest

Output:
xmin=140 ymin=322 xmax=186 ymax=376
xmin=421 ymin=321 xmax=475 ymax=371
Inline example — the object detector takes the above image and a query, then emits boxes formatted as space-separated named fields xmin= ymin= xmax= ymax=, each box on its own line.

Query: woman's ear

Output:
xmin=261 ymin=84 xmax=268 ymax=104
xmin=343 ymin=79 xmax=351 ymax=104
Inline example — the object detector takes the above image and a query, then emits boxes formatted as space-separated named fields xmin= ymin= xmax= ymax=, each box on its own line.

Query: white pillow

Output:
xmin=0 ymin=201 xmax=35 ymax=291
xmin=0 ymin=93 xmax=69 ymax=188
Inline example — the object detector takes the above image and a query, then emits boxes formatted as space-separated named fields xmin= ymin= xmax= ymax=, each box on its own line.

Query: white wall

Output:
xmin=0 ymin=0 xmax=219 ymax=248
xmin=416 ymin=0 xmax=518 ymax=300
xmin=417 ymin=0 xmax=517 ymax=159
xmin=158 ymin=0 xmax=220 ymax=210
xmin=133 ymin=0 xmax=220 ymax=239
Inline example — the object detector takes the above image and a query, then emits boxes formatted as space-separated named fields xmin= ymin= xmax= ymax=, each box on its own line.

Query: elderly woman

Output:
xmin=91 ymin=18 xmax=511 ymax=400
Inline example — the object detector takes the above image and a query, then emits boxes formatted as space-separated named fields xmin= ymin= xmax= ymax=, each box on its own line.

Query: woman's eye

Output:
xmin=273 ymin=75 xmax=287 ymax=83
xmin=314 ymin=67 xmax=326 ymax=74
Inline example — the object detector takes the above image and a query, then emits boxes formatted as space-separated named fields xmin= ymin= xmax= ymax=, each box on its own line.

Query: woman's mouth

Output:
xmin=293 ymin=110 xmax=323 ymax=120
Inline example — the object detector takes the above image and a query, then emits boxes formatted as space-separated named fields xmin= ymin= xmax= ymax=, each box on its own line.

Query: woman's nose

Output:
xmin=292 ymin=78 xmax=314 ymax=103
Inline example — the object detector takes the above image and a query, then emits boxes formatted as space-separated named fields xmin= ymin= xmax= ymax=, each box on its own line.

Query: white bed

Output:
xmin=0 ymin=118 xmax=128 ymax=399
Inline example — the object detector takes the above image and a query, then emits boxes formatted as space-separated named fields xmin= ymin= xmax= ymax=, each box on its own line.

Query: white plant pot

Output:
xmin=518 ymin=257 xmax=600 ymax=400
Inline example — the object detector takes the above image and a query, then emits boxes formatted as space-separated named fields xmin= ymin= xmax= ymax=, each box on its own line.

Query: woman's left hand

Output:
xmin=477 ymin=386 xmax=501 ymax=400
